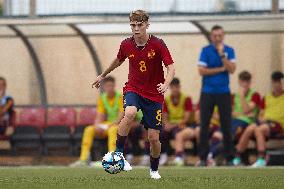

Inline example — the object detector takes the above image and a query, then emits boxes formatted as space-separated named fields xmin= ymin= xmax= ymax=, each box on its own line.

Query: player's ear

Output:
xmin=146 ymin=22 xmax=150 ymax=29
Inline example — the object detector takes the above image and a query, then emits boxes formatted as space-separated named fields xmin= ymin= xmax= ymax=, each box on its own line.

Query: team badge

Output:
xmin=147 ymin=49 xmax=155 ymax=59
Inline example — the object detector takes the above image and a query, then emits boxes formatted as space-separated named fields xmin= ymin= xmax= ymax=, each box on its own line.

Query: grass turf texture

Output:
xmin=0 ymin=167 xmax=283 ymax=189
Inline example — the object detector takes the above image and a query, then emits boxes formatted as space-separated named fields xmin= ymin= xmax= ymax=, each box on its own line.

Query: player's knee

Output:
xmin=246 ymin=124 xmax=257 ymax=134
xmin=175 ymin=131 xmax=184 ymax=140
xmin=259 ymin=124 xmax=269 ymax=132
xmin=148 ymin=133 xmax=160 ymax=144
xmin=212 ymin=131 xmax=223 ymax=140
xmin=124 ymin=106 xmax=137 ymax=120
xmin=194 ymin=127 xmax=200 ymax=135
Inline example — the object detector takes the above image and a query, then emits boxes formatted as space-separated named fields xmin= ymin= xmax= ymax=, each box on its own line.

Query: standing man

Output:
xmin=197 ymin=25 xmax=236 ymax=166
xmin=92 ymin=10 xmax=175 ymax=179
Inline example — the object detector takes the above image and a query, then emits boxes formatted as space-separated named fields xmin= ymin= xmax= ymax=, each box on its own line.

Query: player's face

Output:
xmin=238 ymin=80 xmax=251 ymax=90
xmin=210 ymin=29 xmax=224 ymax=44
xmin=272 ymin=80 xmax=283 ymax=93
xmin=130 ymin=21 xmax=149 ymax=38
xmin=103 ymin=81 xmax=115 ymax=95
xmin=170 ymin=85 xmax=180 ymax=96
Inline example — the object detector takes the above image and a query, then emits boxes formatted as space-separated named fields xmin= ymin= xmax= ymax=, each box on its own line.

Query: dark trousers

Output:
xmin=199 ymin=92 xmax=234 ymax=161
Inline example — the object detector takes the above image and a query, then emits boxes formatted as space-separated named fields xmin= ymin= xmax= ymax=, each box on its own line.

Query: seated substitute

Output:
xmin=231 ymin=71 xmax=261 ymax=142
xmin=160 ymin=78 xmax=193 ymax=165
xmin=71 ymin=76 xmax=124 ymax=167
xmin=233 ymin=71 xmax=284 ymax=167
xmin=0 ymin=77 xmax=14 ymax=136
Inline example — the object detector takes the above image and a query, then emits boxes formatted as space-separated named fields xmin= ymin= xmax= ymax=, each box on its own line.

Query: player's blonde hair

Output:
xmin=129 ymin=10 xmax=149 ymax=22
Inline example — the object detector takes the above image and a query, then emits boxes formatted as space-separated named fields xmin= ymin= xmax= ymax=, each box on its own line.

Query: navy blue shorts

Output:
xmin=231 ymin=119 xmax=249 ymax=139
xmin=124 ymin=92 xmax=162 ymax=131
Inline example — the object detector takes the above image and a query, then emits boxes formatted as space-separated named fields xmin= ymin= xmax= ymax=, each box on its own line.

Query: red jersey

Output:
xmin=117 ymin=35 xmax=174 ymax=104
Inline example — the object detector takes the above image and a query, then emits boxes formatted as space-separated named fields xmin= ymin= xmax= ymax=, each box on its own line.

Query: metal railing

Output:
xmin=2 ymin=0 xmax=283 ymax=17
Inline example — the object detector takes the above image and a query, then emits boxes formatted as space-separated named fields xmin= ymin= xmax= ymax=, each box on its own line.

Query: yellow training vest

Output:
xmin=264 ymin=93 xmax=284 ymax=128
xmin=165 ymin=94 xmax=186 ymax=124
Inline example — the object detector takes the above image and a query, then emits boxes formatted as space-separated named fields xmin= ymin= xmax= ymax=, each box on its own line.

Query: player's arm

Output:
xmin=194 ymin=109 xmax=200 ymax=125
xmin=163 ymin=112 xmax=175 ymax=131
xmin=216 ymin=44 xmax=236 ymax=74
xmin=92 ymin=58 xmax=124 ymax=89
xmin=258 ymin=97 xmax=265 ymax=122
xmin=94 ymin=97 xmax=106 ymax=125
xmin=157 ymin=64 xmax=175 ymax=94
xmin=94 ymin=112 xmax=105 ymax=125
xmin=198 ymin=66 xmax=226 ymax=76
xmin=162 ymin=112 xmax=170 ymax=126
xmin=0 ymin=99 xmax=13 ymax=116
xmin=180 ymin=97 xmax=193 ymax=127
xmin=258 ymin=109 xmax=265 ymax=122
xmin=198 ymin=47 xmax=226 ymax=76
xmin=240 ymin=96 xmax=256 ymax=115
xmin=221 ymin=57 xmax=236 ymax=74
xmin=179 ymin=111 xmax=191 ymax=128
xmin=113 ymin=112 xmax=124 ymax=125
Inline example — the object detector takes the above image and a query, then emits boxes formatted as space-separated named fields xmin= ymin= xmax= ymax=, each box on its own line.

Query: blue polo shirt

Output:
xmin=198 ymin=44 xmax=236 ymax=94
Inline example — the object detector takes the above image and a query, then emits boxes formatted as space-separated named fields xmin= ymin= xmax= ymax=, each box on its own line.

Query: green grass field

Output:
xmin=0 ymin=167 xmax=284 ymax=189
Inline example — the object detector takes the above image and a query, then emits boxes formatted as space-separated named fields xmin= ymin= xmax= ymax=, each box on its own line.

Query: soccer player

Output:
xmin=92 ymin=10 xmax=175 ymax=179
xmin=71 ymin=76 xmax=124 ymax=167
xmin=197 ymin=25 xmax=236 ymax=166
xmin=231 ymin=71 xmax=261 ymax=141
xmin=161 ymin=77 xmax=193 ymax=165
xmin=231 ymin=71 xmax=261 ymax=165
xmin=0 ymin=77 xmax=14 ymax=136
xmin=234 ymin=71 xmax=284 ymax=167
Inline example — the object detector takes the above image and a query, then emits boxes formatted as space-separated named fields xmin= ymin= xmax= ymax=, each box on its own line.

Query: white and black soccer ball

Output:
xmin=102 ymin=151 xmax=125 ymax=174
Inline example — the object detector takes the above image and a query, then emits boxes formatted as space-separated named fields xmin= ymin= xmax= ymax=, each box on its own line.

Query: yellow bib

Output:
xmin=165 ymin=94 xmax=186 ymax=124
xmin=264 ymin=93 xmax=284 ymax=128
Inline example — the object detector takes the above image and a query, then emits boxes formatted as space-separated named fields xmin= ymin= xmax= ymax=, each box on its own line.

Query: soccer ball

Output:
xmin=102 ymin=151 xmax=125 ymax=174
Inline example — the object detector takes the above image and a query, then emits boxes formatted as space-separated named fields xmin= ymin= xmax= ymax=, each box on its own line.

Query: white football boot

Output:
xmin=150 ymin=169 xmax=161 ymax=180
xmin=122 ymin=155 xmax=133 ymax=171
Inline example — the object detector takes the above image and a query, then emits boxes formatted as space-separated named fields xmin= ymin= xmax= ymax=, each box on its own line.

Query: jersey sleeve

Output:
xmin=163 ymin=101 xmax=169 ymax=113
xmin=160 ymin=40 xmax=174 ymax=66
xmin=260 ymin=97 xmax=265 ymax=110
xmin=198 ymin=47 xmax=208 ymax=67
xmin=116 ymin=41 xmax=127 ymax=62
xmin=118 ymin=95 xmax=124 ymax=113
xmin=184 ymin=97 xmax=193 ymax=112
xmin=251 ymin=92 xmax=261 ymax=107
xmin=96 ymin=96 xmax=106 ymax=114
xmin=227 ymin=47 xmax=236 ymax=63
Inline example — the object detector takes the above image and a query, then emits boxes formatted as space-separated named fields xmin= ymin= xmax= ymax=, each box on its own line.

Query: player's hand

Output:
xmin=220 ymin=66 xmax=226 ymax=72
xmin=164 ymin=123 xmax=174 ymax=132
xmin=92 ymin=75 xmax=104 ymax=89
xmin=157 ymin=83 xmax=169 ymax=94
xmin=238 ymin=86 xmax=246 ymax=97
xmin=216 ymin=43 xmax=224 ymax=55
